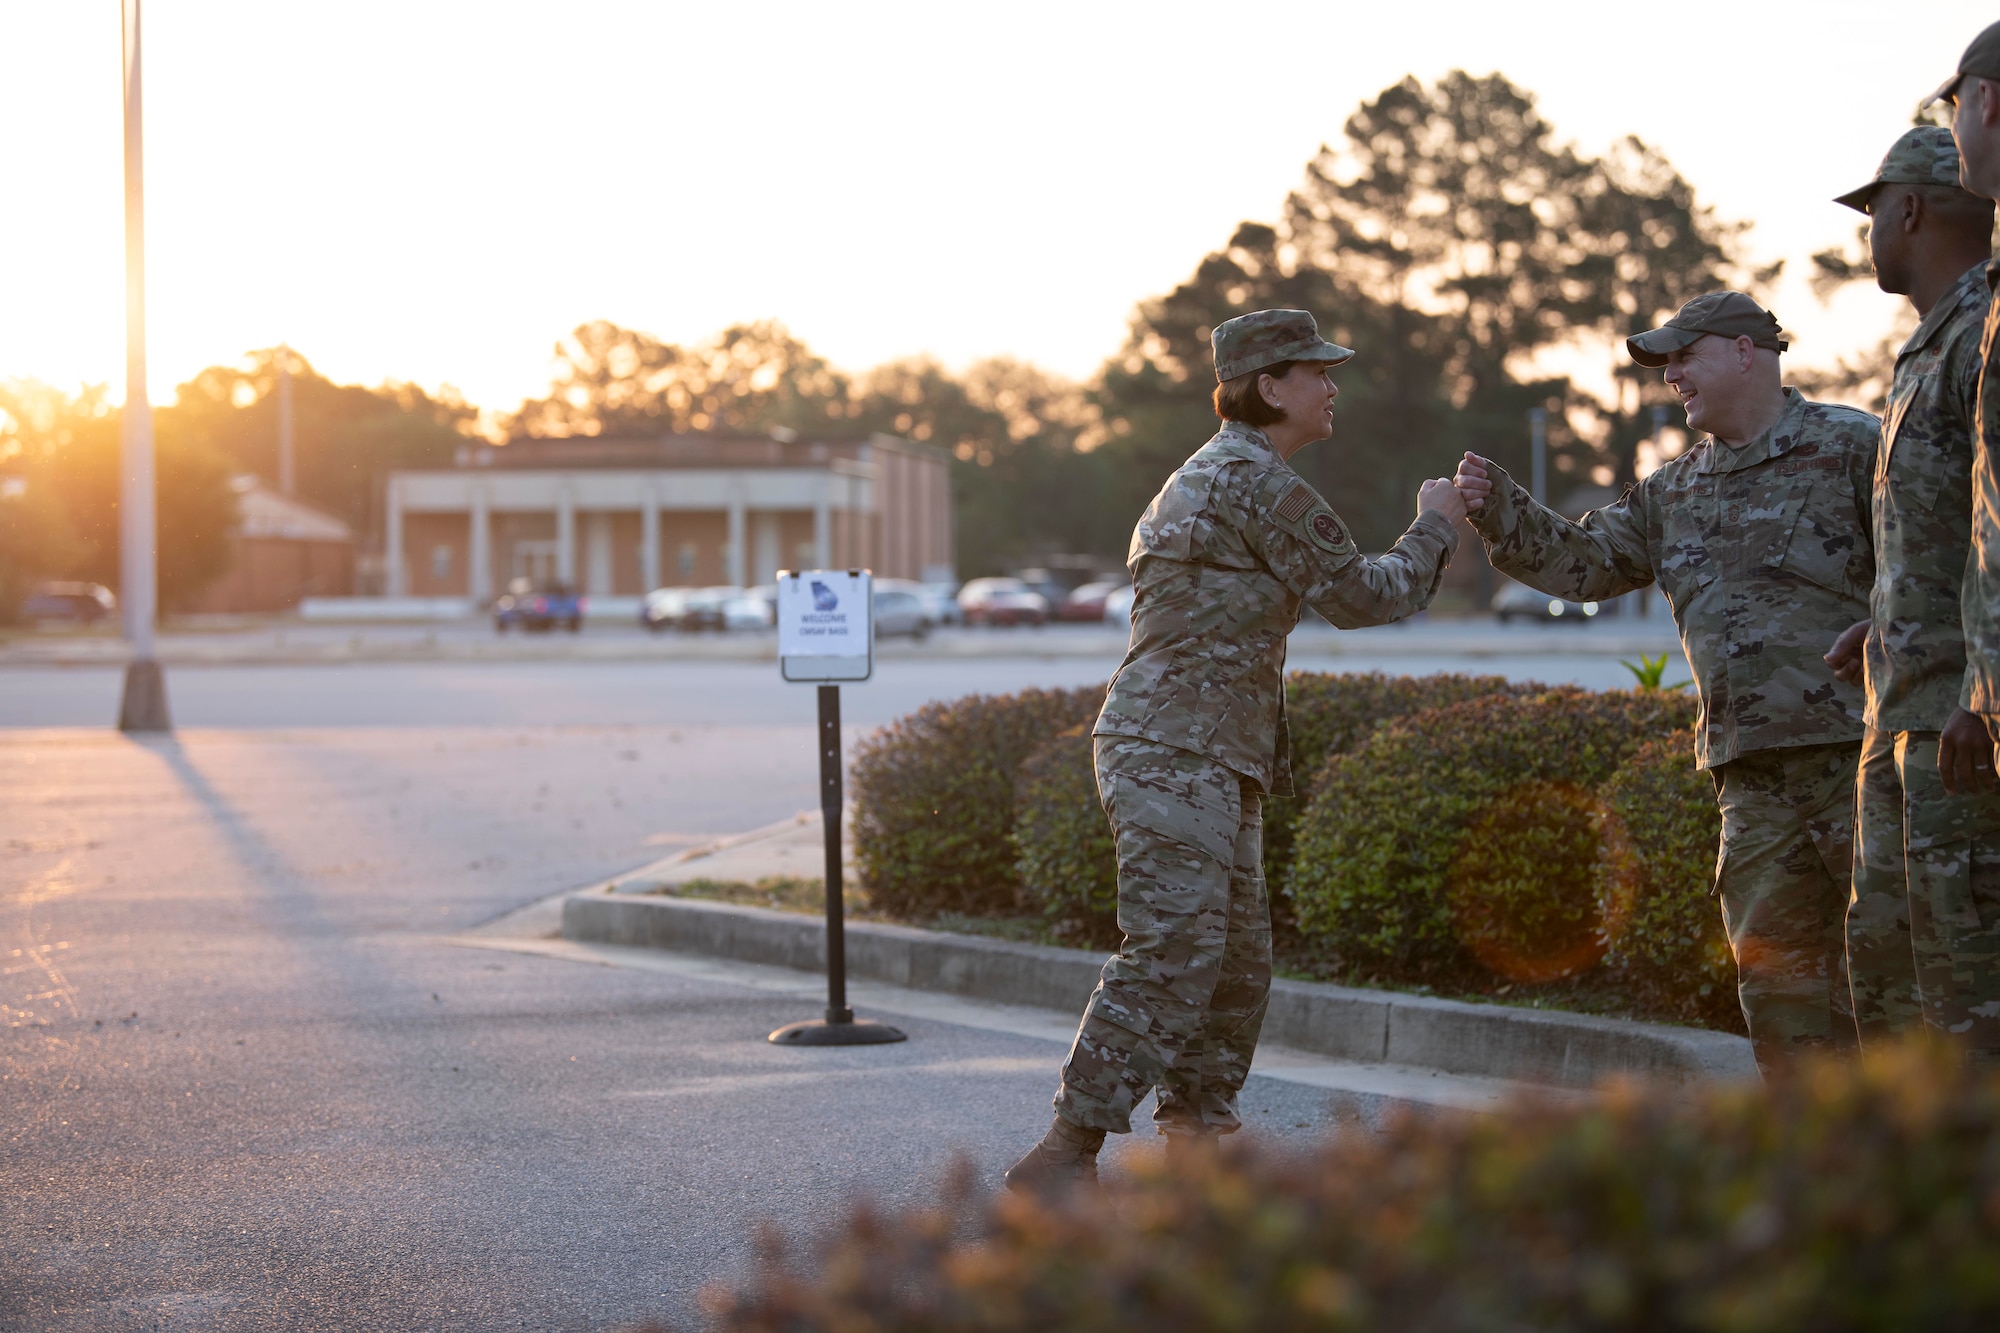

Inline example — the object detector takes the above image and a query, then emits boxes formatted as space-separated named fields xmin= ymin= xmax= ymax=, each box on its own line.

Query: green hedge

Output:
xmin=1012 ymin=726 xmax=1120 ymax=947
xmin=860 ymin=676 xmax=1730 ymax=1031
xmin=852 ymin=685 xmax=1105 ymax=920
xmin=1286 ymin=687 xmax=1698 ymax=979
xmin=1268 ymin=671 xmax=1543 ymax=879
xmin=707 ymin=1045 xmax=2000 ymax=1332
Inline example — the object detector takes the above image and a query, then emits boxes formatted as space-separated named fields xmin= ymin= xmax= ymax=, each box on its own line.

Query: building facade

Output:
xmin=383 ymin=432 xmax=953 ymax=601
xmin=190 ymin=475 xmax=356 ymax=613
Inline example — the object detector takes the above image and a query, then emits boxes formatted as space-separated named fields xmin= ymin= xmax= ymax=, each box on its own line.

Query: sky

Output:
xmin=0 ymin=1 xmax=1990 ymax=419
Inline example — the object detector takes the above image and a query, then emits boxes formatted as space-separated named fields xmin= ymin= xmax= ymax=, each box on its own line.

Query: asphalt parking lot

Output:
xmin=1 ymin=616 xmax=1684 ymax=1329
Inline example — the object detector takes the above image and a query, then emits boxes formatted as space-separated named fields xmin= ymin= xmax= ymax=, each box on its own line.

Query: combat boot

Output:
xmin=1160 ymin=1126 xmax=1223 ymax=1170
xmin=1004 ymin=1116 xmax=1106 ymax=1194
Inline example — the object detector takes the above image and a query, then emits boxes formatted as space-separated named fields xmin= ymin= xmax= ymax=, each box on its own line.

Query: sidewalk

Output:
xmin=491 ymin=811 xmax=1756 ymax=1108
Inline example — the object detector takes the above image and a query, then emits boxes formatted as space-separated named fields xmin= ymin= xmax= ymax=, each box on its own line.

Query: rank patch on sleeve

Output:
xmin=1274 ymin=483 xmax=1316 ymax=525
xmin=1305 ymin=507 xmax=1350 ymax=554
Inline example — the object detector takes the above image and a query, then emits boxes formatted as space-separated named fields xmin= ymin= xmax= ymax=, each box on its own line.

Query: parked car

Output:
xmin=679 ymin=586 xmax=740 ymax=632
xmin=723 ymin=585 xmax=777 ymax=631
xmin=872 ymin=586 xmax=929 ymax=640
xmin=1102 ymin=585 xmax=1135 ymax=626
xmin=1013 ymin=568 xmax=1071 ymax=613
xmin=639 ymin=585 xmax=742 ymax=632
xmin=639 ymin=587 xmax=690 ymax=633
xmin=958 ymin=577 xmax=1050 ymax=627
xmin=914 ymin=581 xmax=963 ymax=626
xmin=494 ymin=580 xmax=583 ymax=633
xmin=19 ymin=581 xmax=115 ymax=625
xmin=1493 ymin=580 xmax=1599 ymax=624
xmin=1058 ymin=579 xmax=1127 ymax=622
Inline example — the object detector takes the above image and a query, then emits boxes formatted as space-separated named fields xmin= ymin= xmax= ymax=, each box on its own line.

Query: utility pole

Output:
xmin=118 ymin=0 xmax=169 ymax=733
xmin=277 ymin=344 xmax=295 ymax=496
xmin=1528 ymin=406 xmax=1548 ymax=507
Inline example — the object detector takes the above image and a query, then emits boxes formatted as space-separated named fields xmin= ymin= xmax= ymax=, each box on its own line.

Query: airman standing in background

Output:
xmin=1910 ymin=20 xmax=2000 ymax=1055
xmin=1454 ymin=293 xmax=1878 ymax=1077
xmin=1822 ymin=126 xmax=2000 ymax=1057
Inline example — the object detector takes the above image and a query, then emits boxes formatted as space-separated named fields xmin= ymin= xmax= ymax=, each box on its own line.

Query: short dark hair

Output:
xmin=1212 ymin=360 xmax=1295 ymax=425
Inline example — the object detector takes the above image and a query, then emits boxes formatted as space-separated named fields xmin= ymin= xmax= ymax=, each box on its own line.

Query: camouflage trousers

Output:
xmin=1053 ymin=736 xmax=1271 ymax=1137
xmin=1711 ymin=741 xmax=1861 ymax=1077
xmin=1848 ymin=727 xmax=2000 ymax=1057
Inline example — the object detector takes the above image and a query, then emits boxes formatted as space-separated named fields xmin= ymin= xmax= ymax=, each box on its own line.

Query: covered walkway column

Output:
xmin=726 ymin=486 xmax=746 ymax=587
xmin=556 ymin=486 xmax=576 ymax=586
xmin=813 ymin=479 xmax=831 ymax=569
xmin=640 ymin=488 xmax=660 ymax=592
xmin=384 ymin=476 xmax=406 ymax=596
xmin=468 ymin=483 xmax=491 ymax=604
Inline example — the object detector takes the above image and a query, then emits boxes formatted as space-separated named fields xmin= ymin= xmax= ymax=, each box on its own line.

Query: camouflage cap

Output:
xmin=1925 ymin=19 xmax=2000 ymax=108
xmin=1835 ymin=127 xmax=1966 ymax=212
xmin=1626 ymin=291 xmax=1788 ymax=368
xmin=1211 ymin=309 xmax=1355 ymax=383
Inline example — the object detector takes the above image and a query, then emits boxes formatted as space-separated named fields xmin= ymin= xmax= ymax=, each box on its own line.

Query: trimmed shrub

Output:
xmin=1600 ymin=734 xmax=1739 ymax=1031
xmin=1286 ymin=687 xmax=1698 ymax=978
xmin=1012 ymin=726 xmax=1119 ymax=947
xmin=1268 ymin=670 xmax=1544 ymax=879
xmin=706 ymin=1045 xmax=2000 ymax=1332
xmin=852 ymin=685 xmax=1105 ymax=919
xmin=1446 ymin=779 xmax=1632 ymax=985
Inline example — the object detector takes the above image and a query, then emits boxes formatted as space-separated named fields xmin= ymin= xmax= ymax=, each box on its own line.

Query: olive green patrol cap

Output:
xmin=1924 ymin=20 xmax=2000 ymax=107
xmin=1626 ymin=291 xmax=1789 ymax=368
xmin=1211 ymin=309 xmax=1355 ymax=383
xmin=1835 ymin=127 xmax=1967 ymax=212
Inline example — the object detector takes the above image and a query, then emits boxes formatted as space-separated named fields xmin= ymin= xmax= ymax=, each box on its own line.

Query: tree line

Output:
xmin=1 ymin=70 xmax=1757 ymax=615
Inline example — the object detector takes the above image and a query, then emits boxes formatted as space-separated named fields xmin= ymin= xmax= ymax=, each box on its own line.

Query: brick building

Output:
xmin=190 ymin=476 xmax=356 ymax=613
xmin=382 ymin=432 xmax=953 ymax=602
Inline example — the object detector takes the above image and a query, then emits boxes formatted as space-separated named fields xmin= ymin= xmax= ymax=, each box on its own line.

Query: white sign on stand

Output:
xmin=777 ymin=569 xmax=872 ymax=682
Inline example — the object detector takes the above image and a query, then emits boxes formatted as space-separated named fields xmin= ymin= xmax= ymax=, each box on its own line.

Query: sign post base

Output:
xmin=768 ymin=1016 xmax=906 ymax=1046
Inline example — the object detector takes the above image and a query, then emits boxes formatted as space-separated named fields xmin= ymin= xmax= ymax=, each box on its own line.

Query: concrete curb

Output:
xmin=561 ymin=891 xmax=1755 ymax=1088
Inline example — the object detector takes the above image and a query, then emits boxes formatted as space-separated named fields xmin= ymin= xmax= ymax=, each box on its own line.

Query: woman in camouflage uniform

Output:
xmin=1007 ymin=309 xmax=1466 ymax=1191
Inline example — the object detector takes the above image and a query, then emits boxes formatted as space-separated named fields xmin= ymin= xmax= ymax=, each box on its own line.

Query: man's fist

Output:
xmin=1455 ymin=452 xmax=1495 ymax=513
xmin=1823 ymin=619 xmax=1868 ymax=687
xmin=1418 ymin=477 xmax=1467 ymax=524
xmin=1939 ymin=707 xmax=1998 ymax=796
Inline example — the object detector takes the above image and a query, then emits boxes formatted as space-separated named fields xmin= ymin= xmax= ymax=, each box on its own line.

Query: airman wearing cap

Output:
xmin=1815 ymin=125 xmax=2000 ymax=1061
xmin=1930 ymin=22 xmax=2000 ymax=751
xmin=1926 ymin=19 xmax=2000 ymax=201
xmin=1008 ymin=310 xmax=1465 ymax=1191
xmin=1453 ymin=291 xmax=1880 ymax=1076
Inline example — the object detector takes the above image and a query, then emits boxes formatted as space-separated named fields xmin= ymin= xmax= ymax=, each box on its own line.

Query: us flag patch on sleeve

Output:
xmin=1274 ymin=483 xmax=1316 ymax=525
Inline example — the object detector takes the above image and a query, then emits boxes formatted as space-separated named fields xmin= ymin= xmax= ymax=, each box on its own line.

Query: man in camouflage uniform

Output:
xmin=1454 ymin=292 xmax=1878 ymax=1077
xmin=1008 ymin=310 xmax=1465 ymax=1191
xmin=1822 ymin=127 xmax=2000 ymax=1057
xmin=1919 ymin=22 xmax=2000 ymax=1052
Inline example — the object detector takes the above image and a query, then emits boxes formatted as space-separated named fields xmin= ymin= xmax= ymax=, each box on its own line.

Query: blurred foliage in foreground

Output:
xmin=702 ymin=1044 xmax=2000 ymax=1332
